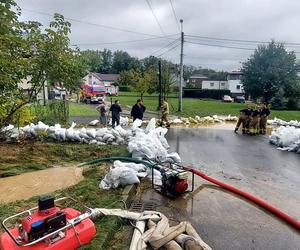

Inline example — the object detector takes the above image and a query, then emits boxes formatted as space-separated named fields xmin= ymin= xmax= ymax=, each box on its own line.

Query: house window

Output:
xmin=236 ymin=85 xmax=241 ymax=90
xmin=210 ymin=82 xmax=214 ymax=87
xmin=221 ymin=82 xmax=225 ymax=86
xmin=192 ymin=79 xmax=196 ymax=83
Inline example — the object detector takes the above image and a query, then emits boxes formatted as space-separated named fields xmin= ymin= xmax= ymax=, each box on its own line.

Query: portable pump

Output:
xmin=0 ymin=197 xmax=96 ymax=250
xmin=152 ymin=164 xmax=194 ymax=197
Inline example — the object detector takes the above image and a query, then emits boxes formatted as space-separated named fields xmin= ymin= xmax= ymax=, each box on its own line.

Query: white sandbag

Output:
xmin=89 ymin=120 xmax=99 ymax=126
xmin=35 ymin=121 xmax=49 ymax=132
xmin=86 ymin=128 xmax=96 ymax=139
xmin=114 ymin=125 xmax=127 ymax=137
xmin=132 ymin=119 xmax=143 ymax=130
xmin=166 ymin=152 xmax=181 ymax=163
xmin=89 ymin=139 xmax=98 ymax=144
xmin=96 ymin=128 xmax=108 ymax=137
xmin=113 ymin=160 xmax=147 ymax=173
xmin=120 ymin=116 xmax=129 ymax=126
xmin=103 ymin=134 xmax=115 ymax=142
xmin=145 ymin=118 xmax=156 ymax=134
xmin=99 ymin=166 xmax=140 ymax=190
xmin=79 ymin=128 xmax=90 ymax=140
xmin=1 ymin=124 xmax=14 ymax=132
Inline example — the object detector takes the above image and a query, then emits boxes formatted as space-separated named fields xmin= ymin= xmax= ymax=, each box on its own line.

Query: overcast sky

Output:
xmin=16 ymin=0 xmax=300 ymax=71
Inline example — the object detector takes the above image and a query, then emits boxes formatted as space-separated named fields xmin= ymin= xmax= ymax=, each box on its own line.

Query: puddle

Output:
xmin=0 ymin=167 xmax=83 ymax=203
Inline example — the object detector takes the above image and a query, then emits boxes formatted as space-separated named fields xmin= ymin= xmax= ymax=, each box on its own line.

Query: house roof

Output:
xmin=93 ymin=73 xmax=119 ymax=82
xmin=189 ymin=74 xmax=208 ymax=79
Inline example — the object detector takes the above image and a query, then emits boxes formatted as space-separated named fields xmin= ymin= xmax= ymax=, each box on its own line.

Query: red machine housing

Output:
xmin=0 ymin=207 xmax=96 ymax=250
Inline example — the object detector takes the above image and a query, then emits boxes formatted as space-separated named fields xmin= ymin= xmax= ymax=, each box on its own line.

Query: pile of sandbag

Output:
xmin=269 ymin=126 xmax=300 ymax=153
xmin=89 ymin=116 xmax=130 ymax=127
xmin=1 ymin=121 xmax=130 ymax=145
xmin=268 ymin=117 xmax=300 ymax=128
xmin=169 ymin=115 xmax=238 ymax=125
xmin=128 ymin=118 xmax=181 ymax=163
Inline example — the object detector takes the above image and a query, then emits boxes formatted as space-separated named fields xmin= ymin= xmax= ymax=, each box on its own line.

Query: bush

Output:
xmin=183 ymin=88 xmax=231 ymax=99
xmin=286 ymin=98 xmax=300 ymax=110
xmin=31 ymin=100 xmax=69 ymax=125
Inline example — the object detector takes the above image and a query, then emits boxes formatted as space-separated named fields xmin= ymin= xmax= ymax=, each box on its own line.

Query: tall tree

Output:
xmin=242 ymin=41 xmax=300 ymax=102
xmin=81 ymin=50 xmax=102 ymax=72
xmin=0 ymin=2 xmax=87 ymax=128
xmin=112 ymin=50 xmax=141 ymax=73
xmin=100 ymin=49 xmax=112 ymax=73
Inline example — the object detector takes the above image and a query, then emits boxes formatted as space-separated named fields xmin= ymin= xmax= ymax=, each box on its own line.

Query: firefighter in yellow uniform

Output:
xmin=259 ymin=103 xmax=271 ymax=134
xmin=160 ymin=100 xmax=170 ymax=128
xmin=249 ymin=104 xmax=261 ymax=135
xmin=234 ymin=104 xmax=252 ymax=134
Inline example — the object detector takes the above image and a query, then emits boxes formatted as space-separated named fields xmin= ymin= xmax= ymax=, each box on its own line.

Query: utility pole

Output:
xmin=158 ymin=60 xmax=162 ymax=110
xmin=178 ymin=19 xmax=184 ymax=112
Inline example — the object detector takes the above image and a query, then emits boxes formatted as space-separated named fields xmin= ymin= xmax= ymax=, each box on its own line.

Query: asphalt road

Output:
xmin=141 ymin=126 xmax=300 ymax=250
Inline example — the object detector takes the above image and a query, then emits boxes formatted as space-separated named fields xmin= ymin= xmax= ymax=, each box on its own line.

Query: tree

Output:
xmin=241 ymin=41 xmax=300 ymax=102
xmin=112 ymin=50 xmax=141 ymax=73
xmin=0 ymin=2 xmax=87 ymax=128
xmin=81 ymin=50 xmax=102 ymax=72
xmin=117 ymin=69 xmax=140 ymax=87
xmin=100 ymin=49 xmax=112 ymax=73
xmin=134 ymin=68 xmax=157 ymax=99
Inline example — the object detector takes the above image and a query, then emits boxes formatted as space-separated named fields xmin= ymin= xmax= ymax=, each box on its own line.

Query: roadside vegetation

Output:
xmin=69 ymin=94 xmax=300 ymax=121
xmin=0 ymin=142 xmax=131 ymax=249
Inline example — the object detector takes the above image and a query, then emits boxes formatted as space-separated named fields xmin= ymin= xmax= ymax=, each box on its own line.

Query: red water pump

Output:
xmin=0 ymin=196 xmax=96 ymax=250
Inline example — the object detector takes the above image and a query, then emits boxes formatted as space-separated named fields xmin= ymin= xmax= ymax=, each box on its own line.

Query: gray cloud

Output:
xmin=16 ymin=0 xmax=300 ymax=71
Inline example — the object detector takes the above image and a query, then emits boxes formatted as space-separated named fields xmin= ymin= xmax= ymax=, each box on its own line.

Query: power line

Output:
xmin=186 ymin=40 xmax=300 ymax=54
xmin=186 ymin=40 xmax=255 ymax=51
xmin=21 ymin=8 xmax=168 ymax=38
xmin=145 ymin=38 xmax=180 ymax=57
xmin=156 ymin=42 xmax=180 ymax=57
xmin=186 ymin=34 xmax=300 ymax=47
xmin=72 ymin=34 xmax=178 ymax=46
xmin=145 ymin=0 xmax=167 ymax=38
xmin=169 ymin=0 xmax=180 ymax=32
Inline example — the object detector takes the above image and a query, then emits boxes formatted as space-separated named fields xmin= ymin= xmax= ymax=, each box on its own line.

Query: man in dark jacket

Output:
xmin=131 ymin=99 xmax=146 ymax=121
xmin=109 ymin=100 xmax=122 ymax=128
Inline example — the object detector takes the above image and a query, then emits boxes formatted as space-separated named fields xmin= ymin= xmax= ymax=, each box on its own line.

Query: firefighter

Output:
xmin=160 ymin=100 xmax=170 ymax=128
xmin=131 ymin=99 xmax=146 ymax=121
xmin=249 ymin=104 xmax=261 ymax=135
xmin=96 ymin=101 xmax=107 ymax=127
xmin=109 ymin=100 xmax=122 ymax=128
xmin=259 ymin=103 xmax=271 ymax=134
xmin=234 ymin=104 xmax=252 ymax=134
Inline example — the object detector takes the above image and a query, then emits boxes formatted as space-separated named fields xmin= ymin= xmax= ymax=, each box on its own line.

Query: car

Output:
xmin=234 ymin=96 xmax=246 ymax=103
xmin=222 ymin=95 xmax=233 ymax=102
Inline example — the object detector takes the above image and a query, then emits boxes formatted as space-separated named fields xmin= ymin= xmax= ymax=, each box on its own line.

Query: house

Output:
xmin=83 ymin=73 xmax=119 ymax=95
xmin=187 ymin=74 xmax=208 ymax=88
xmin=227 ymin=71 xmax=244 ymax=97
xmin=18 ymin=76 xmax=48 ymax=104
xmin=201 ymin=80 xmax=228 ymax=90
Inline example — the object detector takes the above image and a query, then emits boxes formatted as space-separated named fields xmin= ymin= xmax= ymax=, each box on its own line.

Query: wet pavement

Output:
xmin=142 ymin=126 xmax=300 ymax=250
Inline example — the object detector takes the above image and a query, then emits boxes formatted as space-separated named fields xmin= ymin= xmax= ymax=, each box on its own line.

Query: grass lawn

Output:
xmin=69 ymin=94 xmax=300 ymax=121
xmin=0 ymin=142 xmax=131 ymax=249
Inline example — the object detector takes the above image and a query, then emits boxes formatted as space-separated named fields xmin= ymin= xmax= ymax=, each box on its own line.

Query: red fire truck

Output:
xmin=80 ymin=84 xmax=106 ymax=104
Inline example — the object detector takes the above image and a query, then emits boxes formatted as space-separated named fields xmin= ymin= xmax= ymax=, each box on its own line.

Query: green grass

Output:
xmin=0 ymin=141 xmax=129 ymax=177
xmin=69 ymin=102 xmax=99 ymax=116
xmin=69 ymin=94 xmax=299 ymax=121
xmin=0 ymin=142 xmax=131 ymax=249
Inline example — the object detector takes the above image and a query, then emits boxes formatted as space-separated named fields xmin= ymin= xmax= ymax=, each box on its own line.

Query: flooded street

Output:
xmin=0 ymin=167 xmax=83 ymax=203
xmin=143 ymin=126 xmax=300 ymax=250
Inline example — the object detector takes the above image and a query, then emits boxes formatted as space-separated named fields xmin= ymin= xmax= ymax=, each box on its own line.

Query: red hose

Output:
xmin=183 ymin=166 xmax=300 ymax=231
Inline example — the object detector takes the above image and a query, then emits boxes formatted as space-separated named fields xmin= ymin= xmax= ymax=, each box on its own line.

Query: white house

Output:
xmin=83 ymin=73 xmax=119 ymax=95
xmin=227 ymin=71 xmax=244 ymax=97
xmin=18 ymin=76 xmax=48 ymax=104
xmin=201 ymin=80 xmax=228 ymax=90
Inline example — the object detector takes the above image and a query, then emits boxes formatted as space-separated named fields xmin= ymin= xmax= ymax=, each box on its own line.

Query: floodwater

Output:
xmin=0 ymin=167 xmax=83 ymax=203
xmin=142 ymin=126 xmax=300 ymax=250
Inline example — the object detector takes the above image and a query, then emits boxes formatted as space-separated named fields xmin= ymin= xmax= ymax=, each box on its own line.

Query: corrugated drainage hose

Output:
xmin=80 ymin=157 xmax=300 ymax=231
